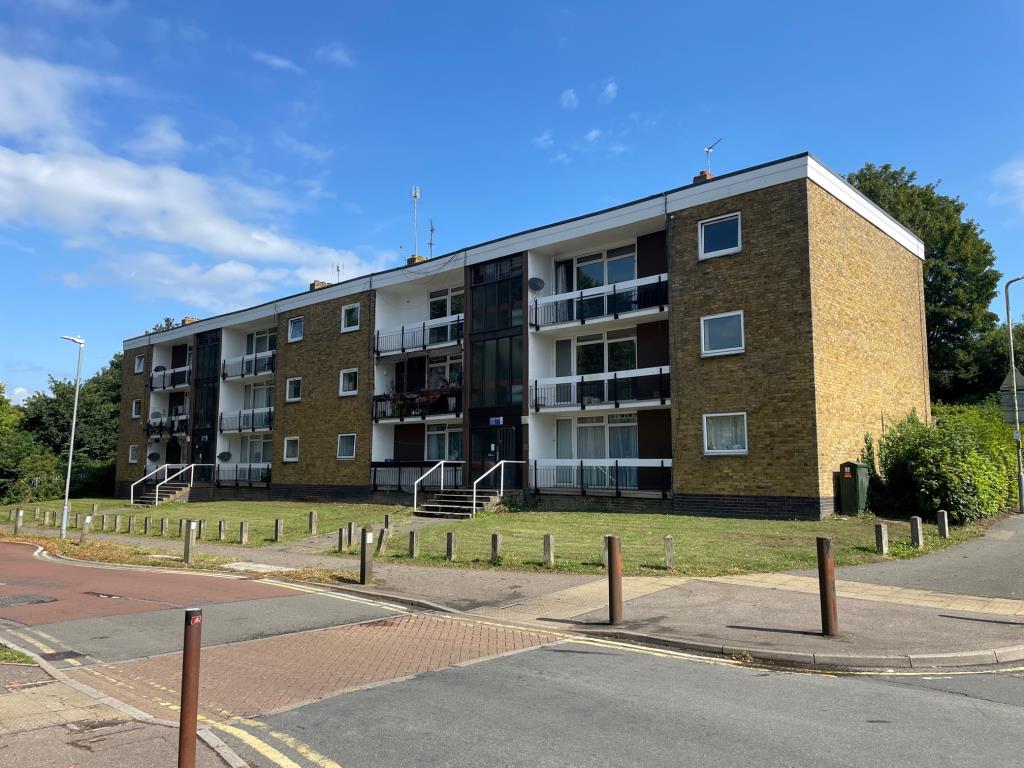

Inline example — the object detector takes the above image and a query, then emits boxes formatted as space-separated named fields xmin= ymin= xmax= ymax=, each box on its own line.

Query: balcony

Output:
xmin=529 ymin=458 xmax=671 ymax=498
xmin=529 ymin=274 xmax=668 ymax=331
xmin=215 ymin=463 xmax=271 ymax=486
xmin=222 ymin=350 xmax=276 ymax=380
xmin=529 ymin=367 xmax=669 ymax=411
xmin=146 ymin=412 xmax=189 ymax=437
xmin=219 ymin=406 xmax=275 ymax=433
xmin=150 ymin=365 xmax=192 ymax=390
xmin=372 ymin=387 xmax=463 ymax=422
xmin=374 ymin=314 xmax=464 ymax=357
xmin=370 ymin=461 xmax=463 ymax=492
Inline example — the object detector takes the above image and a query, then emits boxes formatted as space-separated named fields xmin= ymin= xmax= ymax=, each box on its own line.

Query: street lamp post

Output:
xmin=1004 ymin=278 xmax=1024 ymax=513
xmin=59 ymin=335 xmax=85 ymax=540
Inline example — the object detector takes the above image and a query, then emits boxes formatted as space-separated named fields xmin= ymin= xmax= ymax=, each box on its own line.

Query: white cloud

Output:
xmin=275 ymin=131 xmax=333 ymax=162
xmin=10 ymin=386 xmax=30 ymax=405
xmin=552 ymin=152 xmax=570 ymax=166
xmin=124 ymin=115 xmax=187 ymax=160
xmin=250 ymin=50 xmax=305 ymax=75
xmin=532 ymin=129 xmax=554 ymax=149
xmin=598 ymin=78 xmax=618 ymax=104
xmin=314 ymin=42 xmax=354 ymax=67
xmin=992 ymin=157 xmax=1024 ymax=214
xmin=606 ymin=143 xmax=627 ymax=156
xmin=29 ymin=0 xmax=127 ymax=15
xmin=560 ymin=88 xmax=578 ymax=109
xmin=584 ymin=128 xmax=601 ymax=142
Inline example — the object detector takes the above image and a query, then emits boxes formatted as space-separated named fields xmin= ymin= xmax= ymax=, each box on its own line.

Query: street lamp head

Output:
xmin=60 ymin=335 xmax=85 ymax=346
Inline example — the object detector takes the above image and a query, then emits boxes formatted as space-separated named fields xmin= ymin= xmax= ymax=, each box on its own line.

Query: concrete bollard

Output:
xmin=664 ymin=535 xmax=675 ymax=570
xmin=308 ymin=510 xmax=317 ymax=536
xmin=446 ymin=531 xmax=456 ymax=562
xmin=128 ymin=514 xmax=137 ymax=534
xmin=114 ymin=514 xmax=123 ymax=533
xmin=347 ymin=522 xmax=356 ymax=550
xmin=910 ymin=516 xmax=924 ymax=549
xmin=490 ymin=532 xmax=502 ymax=564
xmin=178 ymin=518 xmax=186 ymax=538
xmin=218 ymin=520 xmax=226 ymax=541
xmin=197 ymin=519 xmax=206 ymax=539
xmin=338 ymin=527 xmax=347 ymax=553
xmin=936 ymin=509 xmax=950 ymax=539
xmin=359 ymin=527 xmax=373 ymax=584
xmin=274 ymin=518 xmax=283 ymax=543
xmin=408 ymin=530 xmax=419 ymax=558
xmin=239 ymin=521 xmax=249 ymax=545
xmin=375 ymin=527 xmax=391 ymax=555
xmin=160 ymin=517 xmax=169 ymax=536
xmin=543 ymin=534 xmax=555 ymax=567
xmin=79 ymin=515 xmax=92 ymax=544
xmin=144 ymin=516 xmax=152 ymax=535
xmin=13 ymin=508 xmax=23 ymax=535
xmin=183 ymin=520 xmax=197 ymax=564
xmin=875 ymin=522 xmax=889 ymax=555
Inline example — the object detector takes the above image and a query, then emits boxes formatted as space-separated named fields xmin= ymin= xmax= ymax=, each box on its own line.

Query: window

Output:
xmin=703 ymin=412 xmax=748 ymax=455
xmin=134 ymin=354 xmax=145 ymax=374
xmin=287 ymin=316 xmax=304 ymax=342
xmin=341 ymin=303 xmax=360 ymax=333
xmin=241 ymin=435 xmax=273 ymax=463
xmin=131 ymin=399 xmax=142 ymax=418
xmin=336 ymin=433 xmax=356 ymax=460
xmin=469 ymin=336 xmax=523 ymax=407
xmin=246 ymin=328 xmax=277 ymax=355
xmin=426 ymin=423 xmax=462 ymax=461
xmin=699 ymin=213 xmax=741 ymax=259
xmin=283 ymin=436 xmax=300 ymax=462
xmin=339 ymin=368 xmax=358 ymax=396
xmin=244 ymin=381 xmax=275 ymax=410
xmin=470 ymin=255 xmax=523 ymax=331
xmin=573 ymin=328 xmax=637 ymax=375
xmin=429 ymin=288 xmax=464 ymax=319
xmin=128 ymin=444 xmax=139 ymax=464
xmin=285 ymin=377 xmax=302 ymax=402
xmin=555 ymin=244 xmax=637 ymax=295
xmin=701 ymin=311 xmax=745 ymax=356
xmin=428 ymin=355 xmax=463 ymax=389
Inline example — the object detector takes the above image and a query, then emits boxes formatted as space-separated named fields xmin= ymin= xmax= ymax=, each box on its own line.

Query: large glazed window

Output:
xmin=700 ymin=311 xmax=745 ymax=356
xmin=703 ymin=412 xmax=748 ymax=455
xmin=470 ymin=255 xmax=523 ymax=332
xmin=698 ymin=213 xmax=742 ymax=259
xmin=469 ymin=336 xmax=523 ymax=407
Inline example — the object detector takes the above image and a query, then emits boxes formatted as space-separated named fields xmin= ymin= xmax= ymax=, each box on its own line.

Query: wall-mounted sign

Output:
xmin=489 ymin=416 xmax=503 ymax=426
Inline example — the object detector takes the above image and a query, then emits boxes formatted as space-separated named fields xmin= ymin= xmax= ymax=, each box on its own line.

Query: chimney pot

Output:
xmin=406 ymin=254 xmax=427 ymax=266
xmin=309 ymin=280 xmax=332 ymax=291
xmin=692 ymin=170 xmax=714 ymax=184
xmin=180 ymin=316 xmax=200 ymax=325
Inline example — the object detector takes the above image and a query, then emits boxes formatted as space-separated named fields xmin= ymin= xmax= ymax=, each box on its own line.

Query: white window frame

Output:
xmin=700 ymin=310 xmax=745 ymax=357
xmin=131 ymin=399 xmax=142 ymax=418
xmin=134 ymin=354 xmax=145 ymax=374
xmin=698 ymin=212 xmax=742 ymax=260
xmin=340 ymin=303 xmax=360 ymax=333
xmin=283 ymin=436 xmax=300 ymax=462
xmin=128 ymin=444 xmax=139 ymax=464
xmin=425 ymin=423 xmax=462 ymax=461
xmin=285 ymin=377 xmax=302 ymax=402
xmin=287 ymin=316 xmax=304 ymax=343
xmin=339 ymin=368 xmax=358 ymax=397
xmin=336 ymin=433 xmax=357 ymax=460
xmin=702 ymin=411 xmax=748 ymax=456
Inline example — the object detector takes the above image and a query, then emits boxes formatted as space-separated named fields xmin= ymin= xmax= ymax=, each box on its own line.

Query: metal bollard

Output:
xmin=177 ymin=608 xmax=203 ymax=768
xmin=543 ymin=534 xmax=554 ymax=567
xmin=875 ymin=522 xmax=889 ymax=555
xmin=239 ymin=521 xmax=249 ymax=545
xmin=218 ymin=520 xmax=226 ymax=541
xmin=308 ymin=510 xmax=317 ymax=536
xmin=408 ymin=529 xmax=419 ymax=558
xmin=359 ymin=527 xmax=373 ymax=585
xmin=608 ymin=535 xmax=623 ymax=625
xmin=816 ymin=536 xmax=839 ymax=637
xmin=936 ymin=509 xmax=949 ymax=539
xmin=490 ymin=532 xmax=502 ymax=564
xmin=14 ymin=508 xmax=23 ymax=535
xmin=910 ymin=516 xmax=924 ymax=549
xmin=183 ymin=520 xmax=197 ymax=564
xmin=446 ymin=531 xmax=456 ymax=562
xmin=80 ymin=515 xmax=92 ymax=544
xmin=274 ymin=518 xmax=283 ymax=543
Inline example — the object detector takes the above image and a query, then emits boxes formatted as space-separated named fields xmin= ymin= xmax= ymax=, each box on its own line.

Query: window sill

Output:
xmin=339 ymin=392 xmax=357 ymax=398
xmin=704 ymin=450 xmax=748 ymax=456
xmin=283 ymin=458 xmax=299 ymax=463
xmin=285 ymin=399 xmax=301 ymax=404
xmin=700 ymin=348 xmax=744 ymax=358
xmin=340 ymin=327 xmax=360 ymax=334
xmin=336 ymin=456 xmax=355 ymax=461
xmin=698 ymin=247 xmax=742 ymax=261
xmin=287 ymin=337 xmax=303 ymax=343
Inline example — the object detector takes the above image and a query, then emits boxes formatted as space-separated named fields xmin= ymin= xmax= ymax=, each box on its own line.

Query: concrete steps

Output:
xmin=415 ymin=489 xmax=499 ymax=519
xmin=133 ymin=482 xmax=190 ymax=507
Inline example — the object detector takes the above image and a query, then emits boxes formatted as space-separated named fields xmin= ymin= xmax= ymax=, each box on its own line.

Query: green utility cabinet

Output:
xmin=838 ymin=461 xmax=869 ymax=516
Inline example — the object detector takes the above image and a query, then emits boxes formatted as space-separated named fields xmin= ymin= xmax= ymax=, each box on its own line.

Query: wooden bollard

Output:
xmin=128 ymin=514 xmax=137 ymax=534
xmin=384 ymin=513 xmax=392 ymax=530
xmin=79 ymin=515 xmax=92 ymax=544
xmin=218 ymin=520 xmax=226 ymax=541
xmin=114 ymin=514 xmax=123 ymax=533
xmin=936 ymin=509 xmax=949 ymax=539
xmin=874 ymin=523 xmax=889 ymax=555
xmin=346 ymin=522 xmax=356 ymax=551
xmin=543 ymin=534 xmax=554 ymax=567
xmin=910 ymin=516 xmax=924 ymax=549
xmin=338 ymin=527 xmax=347 ymax=553
xmin=375 ymin=527 xmax=390 ymax=555
xmin=664 ymin=535 xmax=675 ymax=570
xmin=7 ymin=508 xmax=14 ymax=523
xmin=274 ymin=518 xmax=283 ymax=543
xmin=359 ymin=527 xmax=373 ymax=584
xmin=178 ymin=518 xmax=186 ymax=538
xmin=44 ymin=509 xmax=52 ymax=527
xmin=144 ymin=516 xmax=152 ymax=535
xmin=490 ymin=532 xmax=502 ymax=564
xmin=239 ymin=521 xmax=249 ymax=545
xmin=160 ymin=517 xmax=168 ymax=536
xmin=308 ymin=510 xmax=317 ymax=536
xmin=183 ymin=520 xmax=197 ymax=563
xmin=35 ymin=506 xmax=41 ymax=521
xmin=446 ymin=531 xmax=456 ymax=562
xmin=197 ymin=519 xmax=206 ymax=539
xmin=408 ymin=530 xmax=419 ymax=558
xmin=74 ymin=513 xmax=81 ymax=529
xmin=91 ymin=503 xmax=98 ymax=518
xmin=13 ymin=508 xmax=23 ymax=535
xmin=816 ymin=536 xmax=839 ymax=637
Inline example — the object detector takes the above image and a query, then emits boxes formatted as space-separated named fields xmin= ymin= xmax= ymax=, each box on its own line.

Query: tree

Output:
xmin=848 ymin=164 xmax=1001 ymax=403
xmin=149 ymin=317 xmax=177 ymax=333
xmin=0 ymin=384 xmax=61 ymax=503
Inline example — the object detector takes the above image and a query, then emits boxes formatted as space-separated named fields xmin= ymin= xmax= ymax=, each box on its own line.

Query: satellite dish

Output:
xmin=147 ymin=452 xmax=160 ymax=462
xmin=528 ymin=277 xmax=545 ymax=293
xmin=217 ymin=451 xmax=232 ymax=461
xmin=153 ymin=365 xmax=166 ymax=372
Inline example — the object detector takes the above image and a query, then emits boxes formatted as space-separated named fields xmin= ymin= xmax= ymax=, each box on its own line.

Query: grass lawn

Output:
xmin=0 ymin=644 xmax=35 ymax=664
xmin=4 ymin=497 xmax=406 ymax=547
xmin=374 ymin=510 xmax=991 ymax=576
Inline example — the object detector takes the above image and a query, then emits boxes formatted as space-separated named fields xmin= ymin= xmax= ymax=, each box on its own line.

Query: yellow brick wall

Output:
xmin=115 ymin=346 xmax=150 ymax=487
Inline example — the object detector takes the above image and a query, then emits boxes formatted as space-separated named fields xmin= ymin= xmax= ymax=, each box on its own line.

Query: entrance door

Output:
xmin=166 ymin=437 xmax=182 ymax=465
xmin=470 ymin=425 xmax=521 ymax=490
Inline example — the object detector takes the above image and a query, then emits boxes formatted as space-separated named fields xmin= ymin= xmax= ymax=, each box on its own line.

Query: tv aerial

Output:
xmin=704 ymin=138 xmax=722 ymax=174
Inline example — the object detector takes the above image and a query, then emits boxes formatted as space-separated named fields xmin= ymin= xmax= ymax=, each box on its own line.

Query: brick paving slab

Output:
xmin=69 ymin=613 xmax=562 ymax=719
xmin=0 ymin=664 xmax=49 ymax=693
xmin=0 ymin=679 xmax=127 ymax=734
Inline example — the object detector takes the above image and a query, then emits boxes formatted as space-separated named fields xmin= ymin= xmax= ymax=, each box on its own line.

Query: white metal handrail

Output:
xmin=472 ymin=460 xmax=525 ymax=513
xmin=154 ymin=463 xmax=215 ymax=506
xmin=412 ymin=460 xmax=463 ymax=510
xmin=130 ymin=463 xmax=178 ymax=505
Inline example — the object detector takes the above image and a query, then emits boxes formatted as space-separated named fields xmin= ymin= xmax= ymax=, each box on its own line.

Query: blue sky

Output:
xmin=1 ymin=0 xmax=1023 ymax=400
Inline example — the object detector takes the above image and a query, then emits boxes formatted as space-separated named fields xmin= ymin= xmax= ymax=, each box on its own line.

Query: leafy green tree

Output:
xmin=149 ymin=317 xmax=177 ymax=333
xmin=848 ymin=164 xmax=1001 ymax=403
xmin=0 ymin=385 xmax=62 ymax=503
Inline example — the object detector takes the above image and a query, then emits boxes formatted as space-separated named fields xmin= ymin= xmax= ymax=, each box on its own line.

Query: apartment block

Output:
xmin=117 ymin=152 xmax=929 ymax=519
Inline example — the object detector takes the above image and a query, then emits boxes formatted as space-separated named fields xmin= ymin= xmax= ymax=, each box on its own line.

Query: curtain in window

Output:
xmin=577 ymin=423 xmax=608 ymax=488
xmin=706 ymin=415 xmax=746 ymax=451
xmin=609 ymin=422 xmax=639 ymax=489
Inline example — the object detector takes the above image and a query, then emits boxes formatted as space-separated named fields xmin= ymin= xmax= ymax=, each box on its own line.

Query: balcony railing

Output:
xmin=219 ymin=406 xmax=274 ymax=433
xmin=215 ymin=463 xmax=271 ymax=486
xmin=370 ymin=461 xmax=463 ymax=492
xmin=529 ymin=274 xmax=668 ymax=329
xmin=374 ymin=314 xmax=464 ymax=356
xmin=146 ymin=411 xmax=189 ymax=436
xmin=529 ymin=458 xmax=671 ymax=498
xmin=529 ymin=367 xmax=669 ymax=411
xmin=372 ymin=386 xmax=463 ymax=421
xmin=222 ymin=350 xmax=276 ymax=380
xmin=150 ymin=365 xmax=192 ymax=390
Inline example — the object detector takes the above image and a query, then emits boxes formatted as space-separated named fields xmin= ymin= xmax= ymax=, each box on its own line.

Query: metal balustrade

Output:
xmin=529 ymin=275 xmax=668 ymax=329
xmin=215 ymin=463 xmax=272 ymax=486
xmin=222 ymin=350 xmax=276 ymax=379
xmin=219 ymin=406 xmax=274 ymax=433
xmin=529 ymin=367 xmax=669 ymax=411
xmin=149 ymin=366 xmax=192 ymax=390
xmin=372 ymin=387 xmax=463 ymax=421
xmin=374 ymin=315 xmax=464 ymax=356
xmin=370 ymin=461 xmax=463 ymax=492
xmin=529 ymin=459 xmax=671 ymax=498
